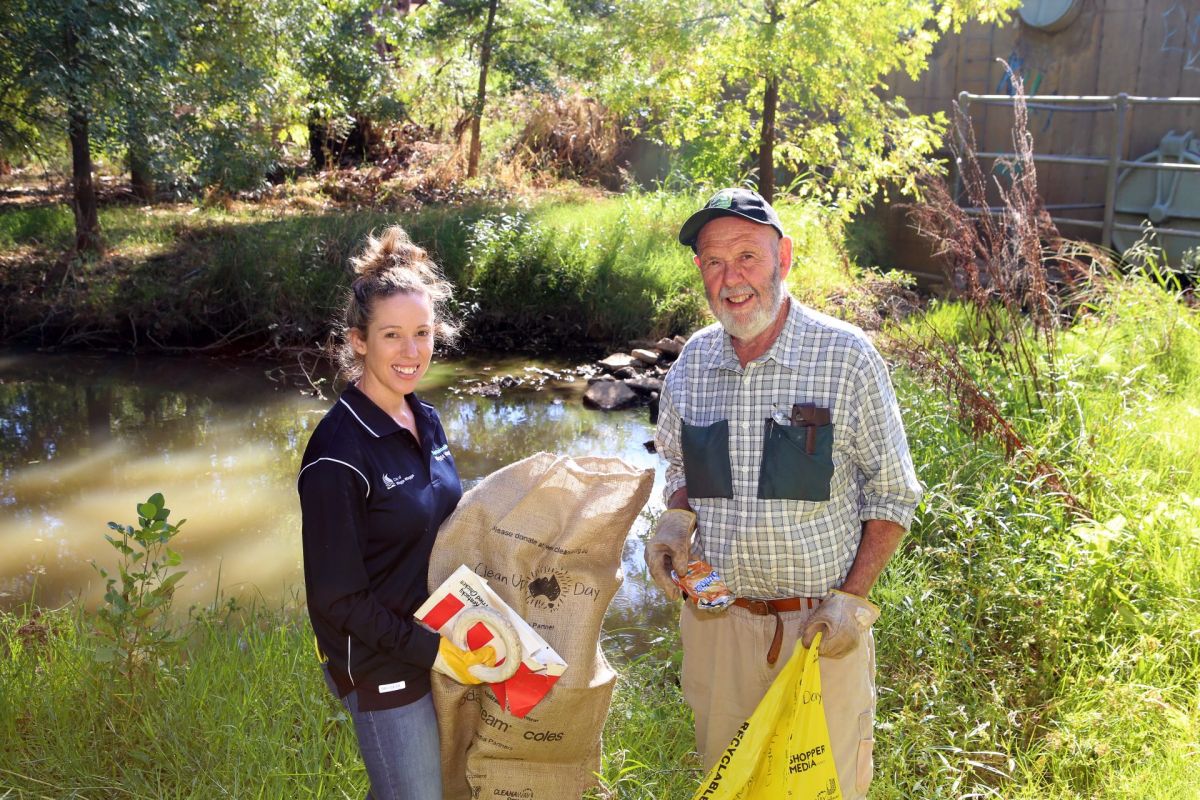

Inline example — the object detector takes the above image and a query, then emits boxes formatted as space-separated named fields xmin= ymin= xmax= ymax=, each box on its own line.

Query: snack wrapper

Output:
xmin=671 ymin=559 xmax=735 ymax=611
xmin=415 ymin=564 xmax=567 ymax=718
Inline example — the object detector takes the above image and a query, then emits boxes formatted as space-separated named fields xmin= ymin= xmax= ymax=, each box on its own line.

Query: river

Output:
xmin=0 ymin=350 xmax=675 ymax=643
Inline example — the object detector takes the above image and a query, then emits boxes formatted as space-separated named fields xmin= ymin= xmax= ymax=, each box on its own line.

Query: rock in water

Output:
xmin=631 ymin=348 xmax=660 ymax=366
xmin=598 ymin=353 xmax=638 ymax=373
xmin=655 ymin=337 xmax=683 ymax=357
xmin=625 ymin=377 xmax=663 ymax=396
xmin=583 ymin=381 xmax=638 ymax=410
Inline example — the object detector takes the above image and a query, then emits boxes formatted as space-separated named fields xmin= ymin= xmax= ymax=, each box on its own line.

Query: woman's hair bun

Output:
xmin=350 ymin=226 xmax=432 ymax=280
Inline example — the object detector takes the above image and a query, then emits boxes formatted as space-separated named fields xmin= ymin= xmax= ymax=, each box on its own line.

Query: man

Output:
xmin=648 ymin=188 xmax=922 ymax=799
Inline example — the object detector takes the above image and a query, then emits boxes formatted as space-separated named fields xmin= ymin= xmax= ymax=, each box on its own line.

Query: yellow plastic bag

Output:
xmin=691 ymin=633 xmax=842 ymax=800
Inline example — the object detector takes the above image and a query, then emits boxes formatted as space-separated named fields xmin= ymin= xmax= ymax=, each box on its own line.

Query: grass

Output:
xmin=0 ymin=602 xmax=699 ymax=799
xmin=0 ymin=604 xmax=364 ymax=797
xmin=869 ymin=268 xmax=1200 ymax=799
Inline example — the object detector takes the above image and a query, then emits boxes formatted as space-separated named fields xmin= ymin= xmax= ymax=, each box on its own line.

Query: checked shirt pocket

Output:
xmin=681 ymin=420 xmax=733 ymax=499
xmin=757 ymin=418 xmax=835 ymax=501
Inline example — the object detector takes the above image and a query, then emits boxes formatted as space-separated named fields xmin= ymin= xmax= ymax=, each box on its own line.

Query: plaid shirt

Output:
xmin=655 ymin=297 xmax=922 ymax=598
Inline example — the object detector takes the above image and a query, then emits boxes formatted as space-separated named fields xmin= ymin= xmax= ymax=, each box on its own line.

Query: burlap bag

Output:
xmin=428 ymin=452 xmax=653 ymax=800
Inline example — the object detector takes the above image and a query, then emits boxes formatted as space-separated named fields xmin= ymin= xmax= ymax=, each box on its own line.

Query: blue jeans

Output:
xmin=323 ymin=667 xmax=442 ymax=800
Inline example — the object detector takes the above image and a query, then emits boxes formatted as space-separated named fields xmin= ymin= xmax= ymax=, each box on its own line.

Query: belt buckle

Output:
xmin=745 ymin=598 xmax=771 ymax=616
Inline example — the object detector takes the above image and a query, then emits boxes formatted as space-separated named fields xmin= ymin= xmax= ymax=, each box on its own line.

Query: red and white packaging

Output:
xmin=416 ymin=564 xmax=568 ymax=718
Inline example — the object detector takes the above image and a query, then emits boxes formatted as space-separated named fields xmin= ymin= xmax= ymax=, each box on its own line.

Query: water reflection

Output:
xmin=0 ymin=351 xmax=677 ymax=640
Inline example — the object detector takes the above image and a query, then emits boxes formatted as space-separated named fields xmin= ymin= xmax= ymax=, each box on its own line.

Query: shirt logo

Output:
xmin=431 ymin=444 xmax=451 ymax=462
xmin=381 ymin=472 xmax=414 ymax=489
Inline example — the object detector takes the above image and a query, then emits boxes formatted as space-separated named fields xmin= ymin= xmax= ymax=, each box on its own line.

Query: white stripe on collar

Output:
xmin=339 ymin=396 xmax=381 ymax=438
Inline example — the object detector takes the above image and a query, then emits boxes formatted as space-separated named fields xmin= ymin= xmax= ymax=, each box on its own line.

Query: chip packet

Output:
xmin=671 ymin=559 xmax=735 ymax=611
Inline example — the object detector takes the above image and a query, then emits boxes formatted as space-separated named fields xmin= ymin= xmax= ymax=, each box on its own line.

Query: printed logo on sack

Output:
xmin=519 ymin=567 xmax=571 ymax=610
xmin=381 ymin=472 xmax=413 ymax=490
xmin=516 ymin=567 xmax=601 ymax=610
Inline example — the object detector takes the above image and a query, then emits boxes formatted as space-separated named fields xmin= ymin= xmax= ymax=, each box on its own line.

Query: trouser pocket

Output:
xmin=856 ymin=709 xmax=875 ymax=793
xmin=757 ymin=419 xmax=834 ymax=501
xmin=681 ymin=420 xmax=733 ymax=498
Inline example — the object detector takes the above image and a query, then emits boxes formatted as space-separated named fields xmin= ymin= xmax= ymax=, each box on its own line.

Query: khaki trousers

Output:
xmin=680 ymin=601 xmax=877 ymax=800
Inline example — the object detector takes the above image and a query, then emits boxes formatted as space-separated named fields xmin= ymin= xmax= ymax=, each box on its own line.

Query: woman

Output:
xmin=298 ymin=226 xmax=493 ymax=799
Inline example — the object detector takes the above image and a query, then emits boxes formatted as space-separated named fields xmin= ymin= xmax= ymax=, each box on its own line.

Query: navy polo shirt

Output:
xmin=298 ymin=384 xmax=462 ymax=710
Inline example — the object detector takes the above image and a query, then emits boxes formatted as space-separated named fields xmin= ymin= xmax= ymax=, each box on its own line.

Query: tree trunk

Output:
xmin=758 ymin=76 xmax=778 ymax=203
xmin=467 ymin=0 xmax=499 ymax=179
xmin=757 ymin=0 xmax=783 ymax=203
xmin=128 ymin=139 xmax=154 ymax=201
xmin=65 ymin=19 xmax=102 ymax=255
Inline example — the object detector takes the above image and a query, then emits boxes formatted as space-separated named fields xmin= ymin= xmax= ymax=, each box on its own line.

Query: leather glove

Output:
xmin=800 ymin=589 xmax=880 ymax=659
xmin=432 ymin=638 xmax=497 ymax=684
xmin=644 ymin=509 xmax=696 ymax=600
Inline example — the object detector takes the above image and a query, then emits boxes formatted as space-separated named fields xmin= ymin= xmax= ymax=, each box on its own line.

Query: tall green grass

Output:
xmin=0 ymin=604 xmax=365 ymax=797
xmin=873 ymin=271 xmax=1200 ymax=799
xmin=0 ymin=204 xmax=74 ymax=249
xmin=0 ymin=602 xmax=700 ymax=799
xmin=0 ymin=192 xmax=855 ymax=352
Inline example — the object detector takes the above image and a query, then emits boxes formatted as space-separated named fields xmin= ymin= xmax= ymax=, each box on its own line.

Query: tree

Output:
xmin=298 ymin=0 xmax=418 ymax=170
xmin=0 ymin=0 xmax=191 ymax=253
xmin=418 ymin=0 xmax=588 ymax=178
xmin=637 ymin=0 xmax=1019 ymax=206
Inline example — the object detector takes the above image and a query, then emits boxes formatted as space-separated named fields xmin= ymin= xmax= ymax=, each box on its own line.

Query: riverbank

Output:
xmin=0 ymin=182 xmax=865 ymax=356
xmin=3 ymin=261 xmax=1199 ymax=798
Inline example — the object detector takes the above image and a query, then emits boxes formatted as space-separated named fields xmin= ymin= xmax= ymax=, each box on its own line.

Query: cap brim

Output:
xmin=677 ymin=208 xmax=782 ymax=249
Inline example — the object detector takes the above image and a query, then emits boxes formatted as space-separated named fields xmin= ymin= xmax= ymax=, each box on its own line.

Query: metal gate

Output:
xmin=955 ymin=92 xmax=1200 ymax=260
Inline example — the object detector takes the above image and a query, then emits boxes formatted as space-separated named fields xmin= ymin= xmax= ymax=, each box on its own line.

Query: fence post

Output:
xmin=1101 ymin=93 xmax=1129 ymax=249
xmin=954 ymin=91 xmax=971 ymax=203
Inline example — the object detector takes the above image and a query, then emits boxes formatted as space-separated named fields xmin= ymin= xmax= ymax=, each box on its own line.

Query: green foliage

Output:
xmin=612 ymin=0 xmax=1019 ymax=209
xmin=590 ymin=642 xmax=699 ymax=798
xmin=91 ymin=492 xmax=188 ymax=679
xmin=0 ymin=604 xmax=362 ymax=795
xmin=459 ymin=193 xmax=707 ymax=343
xmin=0 ymin=0 xmax=192 ymax=161
xmin=0 ymin=192 xmax=741 ymax=351
xmin=5 ymin=0 xmax=1023 ymax=201
xmin=299 ymin=0 xmax=415 ymax=129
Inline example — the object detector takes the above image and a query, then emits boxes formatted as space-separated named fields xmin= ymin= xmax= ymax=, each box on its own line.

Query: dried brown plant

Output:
xmin=892 ymin=69 xmax=1111 ymax=517
xmin=512 ymin=93 xmax=628 ymax=188
xmin=905 ymin=71 xmax=1106 ymax=411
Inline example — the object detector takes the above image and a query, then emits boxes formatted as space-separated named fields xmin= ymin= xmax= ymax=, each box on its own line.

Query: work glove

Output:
xmin=800 ymin=589 xmax=880 ymax=659
xmin=432 ymin=638 xmax=497 ymax=684
xmin=644 ymin=509 xmax=696 ymax=600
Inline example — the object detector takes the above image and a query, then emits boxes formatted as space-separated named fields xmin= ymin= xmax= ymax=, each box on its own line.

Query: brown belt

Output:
xmin=732 ymin=597 xmax=820 ymax=665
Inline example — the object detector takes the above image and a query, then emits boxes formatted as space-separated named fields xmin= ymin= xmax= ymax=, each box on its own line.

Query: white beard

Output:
xmin=711 ymin=266 xmax=785 ymax=341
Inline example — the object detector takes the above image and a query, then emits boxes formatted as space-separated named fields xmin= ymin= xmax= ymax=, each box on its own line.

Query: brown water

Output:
xmin=0 ymin=350 xmax=677 ymax=640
